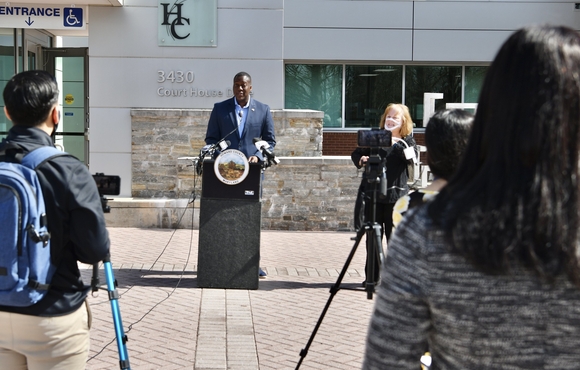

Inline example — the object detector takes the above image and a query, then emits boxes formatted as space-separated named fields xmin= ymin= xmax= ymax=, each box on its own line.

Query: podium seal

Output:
xmin=214 ymin=149 xmax=250 ymax=185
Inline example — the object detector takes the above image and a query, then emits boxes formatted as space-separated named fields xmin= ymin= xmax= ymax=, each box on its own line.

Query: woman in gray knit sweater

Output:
xmin=363 ymin=25 xmax=580 ymax=369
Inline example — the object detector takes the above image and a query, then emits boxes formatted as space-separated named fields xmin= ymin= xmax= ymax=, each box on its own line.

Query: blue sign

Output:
xmin=63 ymin=7 xmax=83 ymax=27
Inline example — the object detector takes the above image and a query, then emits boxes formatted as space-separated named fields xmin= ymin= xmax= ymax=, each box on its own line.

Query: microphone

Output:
xmin=201 ymin=139 xmax=231 ymax=156
xmin=204 ymin=125 xmax=238 ymax=155
xmin=197 ymin=126 xmax=238 ymax=175
xmin=253 ymin=138 xmax=280 ymax=165
xmin=380 ymin=167 xmax=387 ymax=197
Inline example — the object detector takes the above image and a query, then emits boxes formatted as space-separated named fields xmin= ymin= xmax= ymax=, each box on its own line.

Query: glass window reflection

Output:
xmin=344 ymin=65 xmax=402 ymax=128
xmin=285 ymin=64 xmax=342 ymax=128
xmin=284 ymin=64 xmax=489 ymax=129
xmin=405 ymin=66 xmax=462 ymax=127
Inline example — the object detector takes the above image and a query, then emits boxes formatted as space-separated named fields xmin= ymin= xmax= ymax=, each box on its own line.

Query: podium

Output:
xmin=197 ymin=155 xmax=262 ymax=290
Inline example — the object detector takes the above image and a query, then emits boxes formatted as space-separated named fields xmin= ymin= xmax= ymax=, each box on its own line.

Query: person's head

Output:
xmin=431 ymin=25 xmax=580 ymax=284
xmin=233 ymin=71 xmax=252 ymax=106
xmin=3 ymin=70 xmax=59 ymax=128
xmin=425 ymin=109 xmax=473 ymax=180
xmin=379 ymin=103 xmax=413 ymax=138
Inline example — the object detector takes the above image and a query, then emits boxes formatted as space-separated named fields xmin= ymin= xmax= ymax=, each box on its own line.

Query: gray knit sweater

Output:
xmin=363 ymin=205 xmax=580 ymax=370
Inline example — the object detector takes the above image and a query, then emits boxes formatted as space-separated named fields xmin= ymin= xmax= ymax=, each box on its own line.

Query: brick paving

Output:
xmin=81 ymin=228 xmax=378 ymax=370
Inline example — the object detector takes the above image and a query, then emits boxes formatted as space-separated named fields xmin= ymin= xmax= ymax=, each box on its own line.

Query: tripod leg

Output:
xmin=295 ymin=226 xmax=367 ymax=370
xmin=102 ymin=255 xmax=131 ymax=370
xmin=365 ymin=223 xmax=384 ymax=298
xmin=364 ymin=223 xmax=383 ymax=299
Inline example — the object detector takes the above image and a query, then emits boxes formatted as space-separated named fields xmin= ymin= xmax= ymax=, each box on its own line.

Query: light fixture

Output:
xmin=359 ymin=74 xmax=378 ymax=77
xmin=374 ymin=68 xmax=397 ymax=72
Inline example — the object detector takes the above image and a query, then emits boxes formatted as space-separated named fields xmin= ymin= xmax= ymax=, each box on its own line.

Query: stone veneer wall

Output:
xmin=261 ymin=157 xmax=360 ymax=231
xmin=115 ymin=109 xmax=363 ymax=231
xmin=131 ymin=109 xmax=323 ymax=198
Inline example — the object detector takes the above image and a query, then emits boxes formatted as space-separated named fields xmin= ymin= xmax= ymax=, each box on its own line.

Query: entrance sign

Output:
xmin=0 ymin=4 xmax=86 ymax=29
xmin=158 ymin=0 xmax=217 ymax=47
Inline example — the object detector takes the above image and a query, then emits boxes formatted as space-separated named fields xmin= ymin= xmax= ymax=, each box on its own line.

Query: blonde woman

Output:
xmin=351 ymin=103 xmax=417 ymax=285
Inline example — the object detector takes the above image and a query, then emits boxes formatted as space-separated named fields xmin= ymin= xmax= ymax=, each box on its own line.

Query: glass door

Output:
xmin=43 ymin=48 xmax=89 ymax=164
xmin=0 ymin=29 xmax=21 ymax=140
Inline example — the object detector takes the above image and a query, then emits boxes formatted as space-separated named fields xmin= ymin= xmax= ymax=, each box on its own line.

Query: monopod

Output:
xmin=91 ymin=254 xmax=131 ymax=370
xmin=90 ymin=176 xmax=130 ymax=369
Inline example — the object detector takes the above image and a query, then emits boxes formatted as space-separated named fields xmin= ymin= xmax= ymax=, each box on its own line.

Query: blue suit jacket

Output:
xmin=205 ymin=97 xmax=276 ymax=161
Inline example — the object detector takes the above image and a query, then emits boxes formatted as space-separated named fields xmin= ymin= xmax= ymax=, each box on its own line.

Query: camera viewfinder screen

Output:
xmin=93 ymin=174 xmax=121 ymax=196
xmin=357 ymin=129 xmax=392 ymax=148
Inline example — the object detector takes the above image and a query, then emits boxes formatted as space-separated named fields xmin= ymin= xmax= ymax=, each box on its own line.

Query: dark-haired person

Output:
xmin=363 ymin=25 xmax=580 ymax=369
xmin=351 ymin=103 xmax=417 ymax=285
xmin=0 ymin=70 xmax=109 ymax=369
xmin=205 ymin=71 xmax=276 ymax=277
xmin=392 ymin=109 xmax=473 ymax=228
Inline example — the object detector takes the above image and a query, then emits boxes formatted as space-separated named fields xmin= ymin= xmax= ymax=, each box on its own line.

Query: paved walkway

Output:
xmin=81 ymin=228 xmax=378 ymax=370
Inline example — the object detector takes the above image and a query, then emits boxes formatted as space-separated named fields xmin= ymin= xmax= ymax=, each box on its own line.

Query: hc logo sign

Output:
xmin=161 ymin=1 xmax=190 ymax=40
xmin=63 ymin=7 xmax=83 ymax=28
xmin=158 ymin=0 xmax=217 ymax=47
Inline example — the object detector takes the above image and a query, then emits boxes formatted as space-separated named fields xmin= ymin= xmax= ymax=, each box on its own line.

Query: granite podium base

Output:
xmin=197 ymin=198 xmax=261 ymax=290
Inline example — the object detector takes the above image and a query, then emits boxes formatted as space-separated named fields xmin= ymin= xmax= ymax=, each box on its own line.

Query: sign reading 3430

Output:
xmin=157 ymin=70 xmax=195 ymax=83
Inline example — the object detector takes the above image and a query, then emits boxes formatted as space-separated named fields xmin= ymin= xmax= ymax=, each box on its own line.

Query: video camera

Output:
xmin=92 ymin=173 xmax=120 ymax=213
xmin=357 ymin=129 xmax=391 ymax=193
xmin=357 ymin=128 xmax=392 ymax=148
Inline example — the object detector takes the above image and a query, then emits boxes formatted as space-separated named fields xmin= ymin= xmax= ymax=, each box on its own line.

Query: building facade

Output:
xmin=1 ymin=0 xmax=579 ymax=197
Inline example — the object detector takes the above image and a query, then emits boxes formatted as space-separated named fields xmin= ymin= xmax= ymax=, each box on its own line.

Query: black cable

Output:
xmin=88 ymin=166 xmax=200 ymax=362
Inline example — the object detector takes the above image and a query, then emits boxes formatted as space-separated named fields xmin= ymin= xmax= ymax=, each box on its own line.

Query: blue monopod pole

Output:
xmin=92 ymin=254 xmax=131 ymax=370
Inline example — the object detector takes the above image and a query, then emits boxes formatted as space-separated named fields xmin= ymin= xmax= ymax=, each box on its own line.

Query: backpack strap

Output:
xmin=0 ymin=141 xmax=25 ymax=163
xmin=21 ymin=146 xmax=67 ymax=169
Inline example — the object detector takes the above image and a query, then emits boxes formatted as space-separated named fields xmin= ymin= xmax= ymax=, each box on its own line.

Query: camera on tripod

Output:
xmin=92 ymin=173 xmax=120 ymax=213
xmin=358 ymin=129 xmax=391 ymax=196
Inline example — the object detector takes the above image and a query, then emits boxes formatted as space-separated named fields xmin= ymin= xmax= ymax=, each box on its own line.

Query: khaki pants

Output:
xmin=0 ymin=300 xmax=92 ymax=370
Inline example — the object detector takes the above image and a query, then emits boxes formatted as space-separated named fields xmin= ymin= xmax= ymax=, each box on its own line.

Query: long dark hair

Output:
xmin=429 ymin=25 xmax=580 ymax=285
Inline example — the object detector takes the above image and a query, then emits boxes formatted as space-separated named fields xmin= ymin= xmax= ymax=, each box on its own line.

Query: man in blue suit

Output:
xmin=205 ymin=72 xmax=276 ymax=277
xmin=205 ymin=71 xmax=276 ymax=163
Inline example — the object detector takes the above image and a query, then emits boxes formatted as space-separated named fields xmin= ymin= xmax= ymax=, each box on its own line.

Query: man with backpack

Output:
xmin=0 ymin=70 xmax=110 ymax=369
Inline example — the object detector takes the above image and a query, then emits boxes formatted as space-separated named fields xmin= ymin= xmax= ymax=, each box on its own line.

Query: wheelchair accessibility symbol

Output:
xmin=64 ymin=8 xmax=83 ymax=28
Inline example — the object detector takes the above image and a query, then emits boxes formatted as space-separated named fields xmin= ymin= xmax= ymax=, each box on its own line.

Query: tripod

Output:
xmin=91 ymin=254 xmax=131 ymax=370
xmin=295 ymin=155 xmax=385 ymax=369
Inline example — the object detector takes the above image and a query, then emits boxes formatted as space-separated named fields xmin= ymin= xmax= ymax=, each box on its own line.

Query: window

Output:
xmin=344 ymin=65 xmax=402 ymax=128
xmin=285 ymin=64 xmax=342 ymax=128
xmin=464 ymin=66 xmax=487 ymax=103
xmin=284 ymin=64 xmax=488 ymax=129
xmin=405 ymin=66 xmax=462 ymax=127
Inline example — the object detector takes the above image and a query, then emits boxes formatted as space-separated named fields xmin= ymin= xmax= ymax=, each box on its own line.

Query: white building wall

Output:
xmin=88 ymin=1 xmax=284 ymax=196
xmin=87 ymin=0 xmax=579 ymax=196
